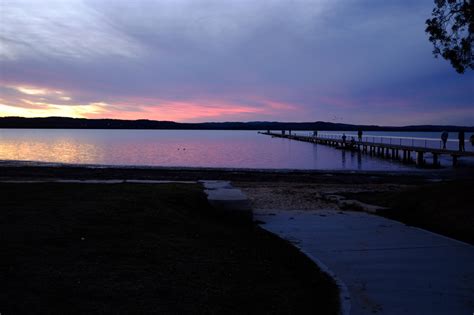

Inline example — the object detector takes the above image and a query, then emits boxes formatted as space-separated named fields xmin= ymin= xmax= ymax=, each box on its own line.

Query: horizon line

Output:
xmin=1 ymin=116 xmax=474 ymax=129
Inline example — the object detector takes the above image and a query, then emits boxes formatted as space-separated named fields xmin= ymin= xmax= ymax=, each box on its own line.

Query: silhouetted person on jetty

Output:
xmin=458 ymin=131 xmax=465 ymax=152
xmin=441 ymin=131 xmax=448 ymax=149
xmin=350 ymin=137 xmax=356 ymax=147
xmin=313 ymin=130 xmax=318 ymax=137
xmin=357 ymin=130 xmax=363 ymax=142
xmin=342 ymin=133 xmax=347 ymax=144
xmin=470 ymin=135 xmax=474 ymax=147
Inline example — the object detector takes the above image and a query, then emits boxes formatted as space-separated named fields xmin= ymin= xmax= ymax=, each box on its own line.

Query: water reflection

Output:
xmin=357 ymin=151 xmax=362 ymax=170
xmin=0 ymin=129 xmax=416 ymax=171
xmin=0 ymin=138 xmax=101 ymax=164
xmin=341 ymin=150 xmax=346 ymax=169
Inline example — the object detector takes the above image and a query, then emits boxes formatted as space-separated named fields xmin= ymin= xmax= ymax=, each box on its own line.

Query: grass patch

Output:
xmin=341 ymin=180 xmax=474 ymax=245
xmin=0 ymin=183 xmax=339 ymax=314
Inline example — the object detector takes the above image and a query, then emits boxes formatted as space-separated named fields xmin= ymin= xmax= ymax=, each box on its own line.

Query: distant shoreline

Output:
xmin=1 ymin=117 xmax=473 ymax=132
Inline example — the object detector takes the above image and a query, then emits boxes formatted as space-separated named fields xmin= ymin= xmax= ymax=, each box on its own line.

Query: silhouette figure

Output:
xmin=470 ymin=135 xmax=474 ymax=146
xmin=313 ymin=130 xmax=318 ymax=137
xmin=342 ymin=133 xmax=347 ymax=144
xmin=458 ymin=131 xmax=465 ymax=152
xmin=441 ymin=131 xmax=448 ymax=149
xmin=357 ymin=130 xmax=363 ymax=142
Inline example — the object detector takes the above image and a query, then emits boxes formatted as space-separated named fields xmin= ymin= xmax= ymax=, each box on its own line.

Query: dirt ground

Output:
xmin=236 ymin=181 xmax=408 ymax=211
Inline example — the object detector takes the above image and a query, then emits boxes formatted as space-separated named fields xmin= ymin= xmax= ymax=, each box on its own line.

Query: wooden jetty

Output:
xmin=260 ymin=131 xmax=474 ymax=167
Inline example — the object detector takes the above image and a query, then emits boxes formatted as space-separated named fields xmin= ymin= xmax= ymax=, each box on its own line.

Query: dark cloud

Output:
xmin=0 ymin=0 xmax=473 ymax=124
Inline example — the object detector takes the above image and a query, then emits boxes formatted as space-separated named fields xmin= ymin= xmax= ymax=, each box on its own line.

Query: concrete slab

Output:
xmin=255 ymin=209 xmax=474 ymax=315
xmin=200 ymin=180 xmax=248 ymax=201
xmin=199 ymin=180 xmax=233 ymax=190
xmin=204 ymin=188 xmax=247 ymax=201
xmin=201 ymin=180 xmax=252 ymax=222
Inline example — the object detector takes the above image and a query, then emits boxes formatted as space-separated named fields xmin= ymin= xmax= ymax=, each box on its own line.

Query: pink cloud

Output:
xmin=89 ymin=100 xmax=261 ymax=121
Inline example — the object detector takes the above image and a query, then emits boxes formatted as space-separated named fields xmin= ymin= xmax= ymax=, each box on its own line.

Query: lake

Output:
xmin=1 ymin=129 xmax=473 ymax=170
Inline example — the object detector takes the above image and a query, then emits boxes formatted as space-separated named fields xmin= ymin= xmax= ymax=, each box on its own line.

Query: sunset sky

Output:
xmin=0 ymin=0 xmax=473 ymax=125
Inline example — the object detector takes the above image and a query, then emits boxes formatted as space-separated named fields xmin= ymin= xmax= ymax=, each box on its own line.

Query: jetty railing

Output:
xmin=260 ymin=131 xmax=474 ymax=167
xmin=298 ymin=132 xmax=474 ymax=153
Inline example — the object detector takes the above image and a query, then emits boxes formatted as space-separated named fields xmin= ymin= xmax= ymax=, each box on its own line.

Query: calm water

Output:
xmin=0 ymin=129 xmax=472 ymax=170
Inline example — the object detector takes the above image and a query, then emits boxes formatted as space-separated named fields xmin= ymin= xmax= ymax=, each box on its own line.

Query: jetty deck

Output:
xmin=260 ymin=131 xmax=474 ymax=167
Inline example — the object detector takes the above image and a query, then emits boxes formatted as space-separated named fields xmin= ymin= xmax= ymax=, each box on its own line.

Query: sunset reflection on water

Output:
xmin=0 ymin=135 xmax=102 ymax=164
xmin=0 ymin=129 xmax=414 ymax=170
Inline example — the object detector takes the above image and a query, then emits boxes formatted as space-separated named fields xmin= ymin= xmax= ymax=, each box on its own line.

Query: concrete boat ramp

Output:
xmin=255 ymin=209 xmax=474 ymax=315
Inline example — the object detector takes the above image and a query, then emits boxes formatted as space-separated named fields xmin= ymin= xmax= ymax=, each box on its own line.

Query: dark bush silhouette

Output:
xmin=426 ymin=0 xmax=473 ymax=73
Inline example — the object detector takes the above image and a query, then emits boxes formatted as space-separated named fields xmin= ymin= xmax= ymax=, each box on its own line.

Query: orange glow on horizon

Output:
xmin=0 ymin=103 xmax=108 ymax=118
xmin=0 ymin=83 xmax=302 ymax=122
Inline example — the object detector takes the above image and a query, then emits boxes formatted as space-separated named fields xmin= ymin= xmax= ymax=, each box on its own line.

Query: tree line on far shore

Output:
xmin=0 ymin=117 xmax=473 ymax=132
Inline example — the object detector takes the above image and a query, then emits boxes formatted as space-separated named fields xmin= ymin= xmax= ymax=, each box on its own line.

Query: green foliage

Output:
xmin=426 ymin=0 xmax=473 ymax=73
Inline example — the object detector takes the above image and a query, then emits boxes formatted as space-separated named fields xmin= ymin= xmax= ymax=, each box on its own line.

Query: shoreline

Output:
xmin=0 ymin=158 xmax=458 ymax=173
xmin=1 ymin=160 xmax=469 ymax=184
xmin=1 ymin=159 xmax=429 ymax=172
xmin=2 ymin=159 xmax=474 ymax=185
